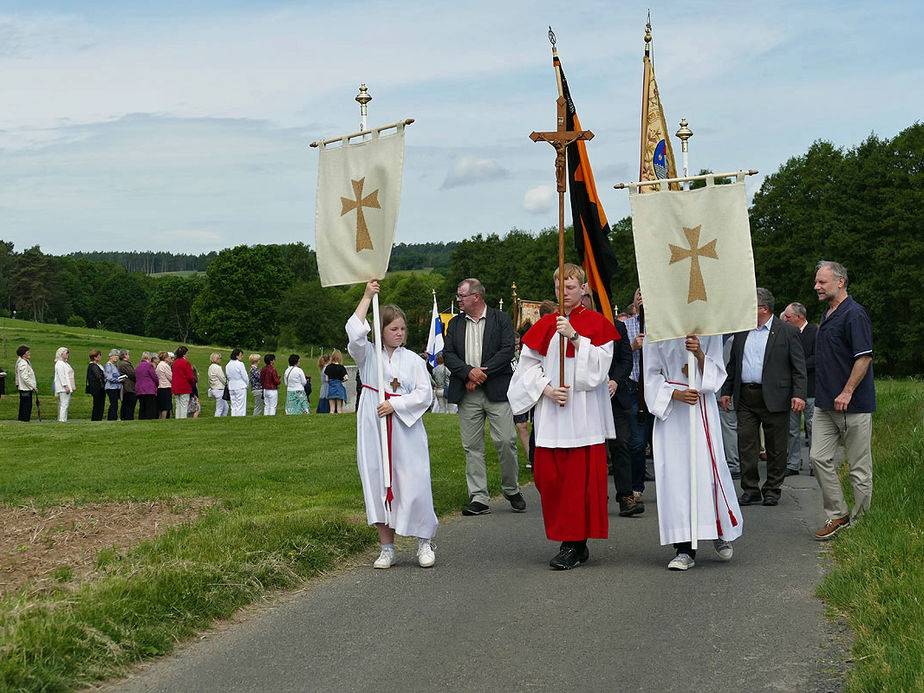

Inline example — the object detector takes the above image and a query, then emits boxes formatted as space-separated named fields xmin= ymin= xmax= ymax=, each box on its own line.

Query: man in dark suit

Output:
xmin=721 ymin=288 xmax=806 ymax=506
xmin=782 ymin=302 xmax=817 ymax=475
xmin=607 ymin=318 xmax=641 ymax=516
xmin=444 ymin=278 xmax=524 ymax=515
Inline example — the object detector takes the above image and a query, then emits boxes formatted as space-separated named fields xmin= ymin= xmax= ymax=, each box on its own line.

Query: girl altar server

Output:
xmin=347 ymin=279 xmax=438 ymax=569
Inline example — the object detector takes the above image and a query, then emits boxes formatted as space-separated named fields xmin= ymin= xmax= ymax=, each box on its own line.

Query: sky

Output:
xmin=1 ymin=0 xmax=922 ymax=256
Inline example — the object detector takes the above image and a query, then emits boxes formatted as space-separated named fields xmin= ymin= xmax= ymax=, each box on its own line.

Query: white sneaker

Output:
xmin=373 ymin=546 xmax=396 ymax=569
xmin=667 ymin=553 xmax=695 ymax=571
xmin=417 ymin=538 xmax=435 ymax=568
xmin=713 ymin=539 xmax=734 ymax=561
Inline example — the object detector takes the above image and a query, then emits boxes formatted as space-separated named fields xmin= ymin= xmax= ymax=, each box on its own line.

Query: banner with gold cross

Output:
xmin=315 ymin=123 xmax=406 ymax=287
xmin=629 ymin=177 xmax=757 ymax=342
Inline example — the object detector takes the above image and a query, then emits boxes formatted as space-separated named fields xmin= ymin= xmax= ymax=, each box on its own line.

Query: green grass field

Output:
xmin=816 ymin=379 xmax=924 ymax=692
xmin=0 ymin=413 xmax=514 ymax=692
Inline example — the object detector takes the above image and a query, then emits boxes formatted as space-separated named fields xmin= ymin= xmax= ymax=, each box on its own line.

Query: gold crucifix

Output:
xmin=340 ymin=177 xmax=381 ymax=252
xmin=530 ymin=96 xmax=593 ymax=194
xmin=669 ymin=224 xmax=718 ymax=303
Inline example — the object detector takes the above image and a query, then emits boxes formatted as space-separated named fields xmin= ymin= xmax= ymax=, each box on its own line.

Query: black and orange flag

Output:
xmin=553 ymin=49 xmax=620 ymax=325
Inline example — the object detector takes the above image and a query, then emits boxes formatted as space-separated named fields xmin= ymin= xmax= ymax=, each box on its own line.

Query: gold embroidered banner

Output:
xmin=629 ymin=179 xmax=757 ymax=342
xmin=315 ymin=124 xmax=405 ymax=287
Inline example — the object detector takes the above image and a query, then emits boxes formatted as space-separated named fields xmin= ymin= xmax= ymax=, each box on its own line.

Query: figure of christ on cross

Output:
xmin=530 ymin=94 xmax=594 ymax=390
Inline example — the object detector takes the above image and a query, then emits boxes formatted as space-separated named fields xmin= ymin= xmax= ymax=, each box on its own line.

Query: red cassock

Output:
xmin=510 ymin=306 xmax=620 ymax=541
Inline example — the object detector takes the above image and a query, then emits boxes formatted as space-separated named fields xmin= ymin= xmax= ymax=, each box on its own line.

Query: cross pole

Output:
xmin=530 ymin=94 xmax=593 ymax=392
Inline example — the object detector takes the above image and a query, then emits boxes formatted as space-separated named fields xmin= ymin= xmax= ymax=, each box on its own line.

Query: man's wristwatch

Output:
xmin=569 ymin=332 xmax=580 ymax=343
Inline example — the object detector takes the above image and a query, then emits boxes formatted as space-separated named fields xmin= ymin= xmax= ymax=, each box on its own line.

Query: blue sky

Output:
xmin=1 ymin=1 xmax=921 ymax=255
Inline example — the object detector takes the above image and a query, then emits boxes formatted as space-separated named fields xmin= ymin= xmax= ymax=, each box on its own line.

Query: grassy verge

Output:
xmin=0 ymin=414 xmax=520 ymax=691
xmin=815 ymin=379 xmax=924 ymax=692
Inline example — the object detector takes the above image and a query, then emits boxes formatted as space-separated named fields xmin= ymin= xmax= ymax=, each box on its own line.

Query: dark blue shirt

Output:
xmin=815 ymin=295 xmax=875 ymax=413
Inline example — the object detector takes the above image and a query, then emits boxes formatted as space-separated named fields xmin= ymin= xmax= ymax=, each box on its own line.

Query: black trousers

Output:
xmin=18 ymin=391 xmax=32 ymax=422
xmin=90 ymin=391 xmax=106 ymax=421
xmin=608 ymin=403 xmax=634 ymax=498
xmin=120 ymin=392 xmax=137 ymax=420
xmin=137 ymin=394 xmax=158 ymax=420
xmin=737 ymin=384 xmax=789 ymax=499
xmin=106 ymin=390 xmax=120 ymax=420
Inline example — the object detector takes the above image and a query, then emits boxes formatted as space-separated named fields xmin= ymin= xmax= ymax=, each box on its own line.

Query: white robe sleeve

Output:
xmin=695 ymin=335 xmax=727 ymax=394
xmin=644 ymin=340 xmax=677 ymax=422
xmin=389 ymin=352 xmax=433 ymax=428
xmin=572 ymin=337 xmax=613 ymax=391
xmin=346 ymin=314 xmax=374 ymax=369
xmin=506 ymin=345 xmax=548 ymax=416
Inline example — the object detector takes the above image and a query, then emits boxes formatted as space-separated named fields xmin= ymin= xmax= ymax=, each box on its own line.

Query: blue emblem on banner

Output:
xmin=653 ymin=140 xmax=669 ymax=180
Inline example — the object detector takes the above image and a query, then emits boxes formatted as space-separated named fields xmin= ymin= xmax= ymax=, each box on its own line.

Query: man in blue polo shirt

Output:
xmin=810 ymin=261 xmax=875 ymax=540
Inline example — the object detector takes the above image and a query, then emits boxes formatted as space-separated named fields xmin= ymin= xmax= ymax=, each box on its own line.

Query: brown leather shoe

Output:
xmin=815 ymin=515 xmax=850 ymax=541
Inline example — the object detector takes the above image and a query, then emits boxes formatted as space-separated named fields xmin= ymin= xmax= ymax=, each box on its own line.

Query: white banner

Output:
xmin=315 ymin=124 xmax=405 ymax=287
xmin=630 ymin=178 xmax=757 ymax=342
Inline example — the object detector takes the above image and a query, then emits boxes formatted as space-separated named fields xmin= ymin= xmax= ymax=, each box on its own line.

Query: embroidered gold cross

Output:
xmin=390 ymin=377 xmax=401 ymax=392
xmin=669 ymin=225 xmax=718 ymax=303
xmin=340 ymin=177 xmax=381 ymax=252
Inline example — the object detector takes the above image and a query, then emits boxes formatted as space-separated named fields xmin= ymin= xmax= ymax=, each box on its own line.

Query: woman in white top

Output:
xmin=225 ymin=348 xmax=249 ymax=417
xmin=15 ymin=344 xmax=38 ymax=422
xmin=283 ymin=354 xmax=310 ymax=415
xmin=207 ymin=352 xmax=229 ymax=417
xmin=53 ymin=347 xmax=76 ymax=422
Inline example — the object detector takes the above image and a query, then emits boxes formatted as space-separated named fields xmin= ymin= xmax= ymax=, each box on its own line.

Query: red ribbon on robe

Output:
xmin=363 ymin=384 xmax=401 ymax=510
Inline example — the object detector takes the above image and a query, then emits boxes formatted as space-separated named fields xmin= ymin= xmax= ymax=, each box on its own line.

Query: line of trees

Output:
xmin=1 ymin=123 xmax=920 ymax=374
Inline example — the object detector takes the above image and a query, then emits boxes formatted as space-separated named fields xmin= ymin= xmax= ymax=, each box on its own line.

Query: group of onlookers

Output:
xmin=5 ymin=343 xmax=354 ymax=422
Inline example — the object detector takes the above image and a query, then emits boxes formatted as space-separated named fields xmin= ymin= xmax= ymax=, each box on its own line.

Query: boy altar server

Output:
xmin=508 ymin=263 xmax=620 ymax=569
xmin=644 ymin=334 xmax=742 ymax=570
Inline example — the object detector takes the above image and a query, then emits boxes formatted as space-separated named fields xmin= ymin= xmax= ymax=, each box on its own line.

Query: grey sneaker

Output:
xmin=667 ymin=553 xmax=696 ymax=571
xmin=713 ymin=539 xmax=734 ymax=561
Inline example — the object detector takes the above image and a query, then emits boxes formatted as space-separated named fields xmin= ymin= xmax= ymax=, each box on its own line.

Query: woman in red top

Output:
xmin=171 ymin=345 xmax=196 ymax=419
xmin=260 ymin=353 xmax=281 ymax=416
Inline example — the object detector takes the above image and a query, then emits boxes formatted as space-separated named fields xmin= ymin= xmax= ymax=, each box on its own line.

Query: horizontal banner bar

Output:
xmin=309 ymin=118 xmax=415 ymax=148
xmin=613 ymin=169 xmax=759 ymax=190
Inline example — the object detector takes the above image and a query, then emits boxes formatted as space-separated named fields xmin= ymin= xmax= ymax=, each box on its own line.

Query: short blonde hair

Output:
xmin=553 ymin=262 xmax=585 ymax=283
xmin=249 ymin=353 xmax=261 ymax=365
xmin=209 ymin=352 xmax=221 ymax=364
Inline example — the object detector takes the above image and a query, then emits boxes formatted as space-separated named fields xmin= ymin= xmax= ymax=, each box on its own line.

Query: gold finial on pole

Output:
xmin=355 ymin=84 xmax=372 ymax=131
xmin=645 ymin=11 xmax=652 ymax=57
xmin=676 ymin=118 xmax=693 ymax=189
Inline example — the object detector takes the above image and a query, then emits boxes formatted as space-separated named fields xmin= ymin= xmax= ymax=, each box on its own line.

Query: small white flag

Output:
xmin=425 ymin=295 xmax=444 ymax=366
xmin=630 ymin=178 xmax=757 ymax=342
xmin=315 ymin=124 xmax=406 ymax=287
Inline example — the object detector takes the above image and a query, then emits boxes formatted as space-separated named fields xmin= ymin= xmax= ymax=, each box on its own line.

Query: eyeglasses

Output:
xmin=456 ymin=293 xmax=475 ymax=301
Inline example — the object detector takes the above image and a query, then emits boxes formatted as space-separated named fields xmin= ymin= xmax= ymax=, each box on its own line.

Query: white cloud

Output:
xmin=441 ymin=157 xmax=507 ymax=189
xmin=522 ymin=185 xmax=555 ymax=214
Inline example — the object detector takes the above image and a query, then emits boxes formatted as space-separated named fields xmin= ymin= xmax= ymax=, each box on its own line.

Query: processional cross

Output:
xmin=530 ymin=43 xmax=594 ymax=393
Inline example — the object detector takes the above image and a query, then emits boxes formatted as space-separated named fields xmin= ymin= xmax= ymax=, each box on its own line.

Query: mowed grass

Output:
xmin=816 ymin=379 xmax=924 ymax=692
xmin=0 ymin=413 xmax=517 ymax=692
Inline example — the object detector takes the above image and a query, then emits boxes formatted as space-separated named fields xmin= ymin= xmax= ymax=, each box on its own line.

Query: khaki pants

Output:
xmin=810 ymin=409 xmax=873 ymax=521
xmin=458 ymin=388 xmax=519 ymax=504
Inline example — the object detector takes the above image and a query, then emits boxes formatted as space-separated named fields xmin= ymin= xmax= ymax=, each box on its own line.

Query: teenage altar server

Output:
xmin=347 ymin=279 xmax=439 ymax=569
xmin=508 ymin=263 xmax=620 ymax=570
xmin=644 ymin=334 xmax=743 ymax=571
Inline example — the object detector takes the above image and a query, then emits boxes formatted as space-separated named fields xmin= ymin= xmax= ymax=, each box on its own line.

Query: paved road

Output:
xmin=108 ymin=455 xmax=845 ymax=693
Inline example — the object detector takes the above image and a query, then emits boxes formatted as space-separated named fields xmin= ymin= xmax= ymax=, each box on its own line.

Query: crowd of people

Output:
xmin=348 ymin=260 xmax=875 ymax=573
xmin=5 ymin=345 xmax=357 ymax=422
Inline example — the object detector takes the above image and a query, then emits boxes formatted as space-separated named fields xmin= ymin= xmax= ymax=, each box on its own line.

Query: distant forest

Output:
xmin=69 ymin=241 xmax=458 ymax=276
